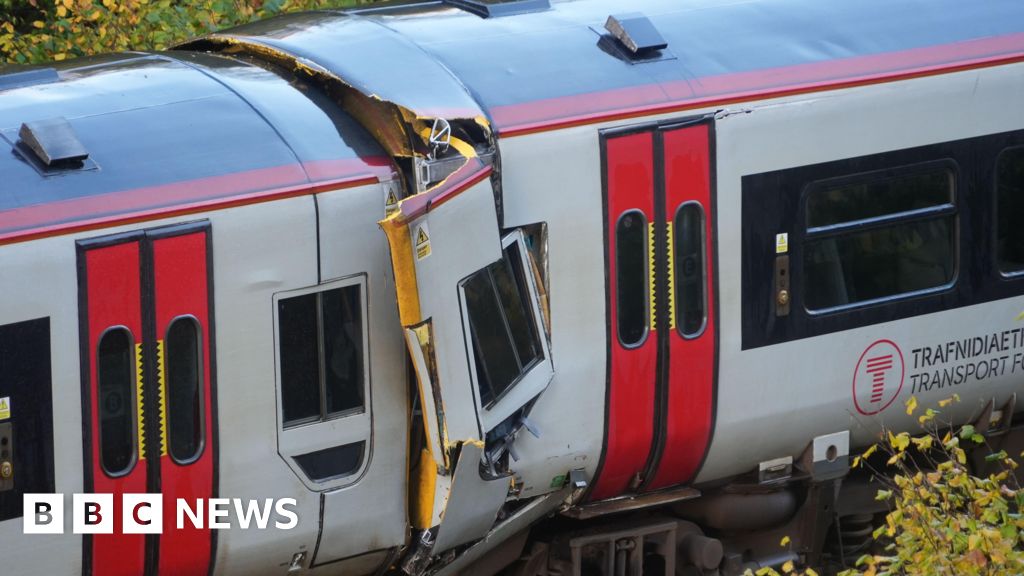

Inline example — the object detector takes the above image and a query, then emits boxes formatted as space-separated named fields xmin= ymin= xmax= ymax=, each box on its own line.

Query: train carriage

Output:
xmin=1 ymin=0 xmax=1023 ymax=574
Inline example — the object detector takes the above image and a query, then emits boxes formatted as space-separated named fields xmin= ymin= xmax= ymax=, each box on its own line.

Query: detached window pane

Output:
xmin=278 ymin=293 xmax=320 ymax=425
xmin=322 ymin=286 xmax=364 ymax=415
xmin=166 ymin=317 xmax=202 ymax=463
xmin=465 ymin=270 xmax=520 ymax=405
xmin=616 ymin=211 xmax=648 ymax=346
xmin=464 ymin=239 xmax=545 ymax=408
xmin=98 ymin=328 xmax=135 ymax=476
xmin=997 ymin=147 xmax=1024 ymax=274
xmin=493 ymin=245 xmax=539 ymax=369
xmin=807 ymin=169 xmax=952 ymax=228
xmin=804 ymin=217 xmax=954 ymax=310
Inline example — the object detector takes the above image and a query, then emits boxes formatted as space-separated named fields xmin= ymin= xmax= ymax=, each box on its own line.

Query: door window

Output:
xmin=615 ymin=210 xmax=649 ymax=346
xmin=166 ymin=316 xmax=203 ymax=463
xmin=97 ymin=327 xmax=137 ymax=476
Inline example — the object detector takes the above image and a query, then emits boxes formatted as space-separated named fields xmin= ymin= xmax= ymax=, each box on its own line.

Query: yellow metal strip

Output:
xmin=649 ymin=222 xmax=657 ymax=331
xmin=666 ymin=221 xmax=676 ymax=331
xmin=380 ymin=214 xmax=423 ymax=326
xmin=157 ymin=339 xmax=168 ymax=457
xmin=135 ymin=342 xmax=146 ymax=461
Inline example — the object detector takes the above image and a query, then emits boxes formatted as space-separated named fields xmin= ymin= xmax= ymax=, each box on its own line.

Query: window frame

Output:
xmin=96 ymin=325 xmax=139 ymax=479
xmin=273 ymin=274 xmax=372 ymax=490
xmin=459 ymin=230 xmax=554 ymax=432
xmin=994 ymin=145 xmax=1024 ymax=278
xmin=800 ymin=160 xmax=960 ymax=314
xmin=164 ymin=314 xmax=205 ymax=466
xmin=673 ymin=201 xmax=709 ymax=339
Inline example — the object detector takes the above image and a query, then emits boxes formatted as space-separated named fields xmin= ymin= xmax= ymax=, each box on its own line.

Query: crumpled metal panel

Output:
xmin=181 ymin=11 xmax=486 ymax=121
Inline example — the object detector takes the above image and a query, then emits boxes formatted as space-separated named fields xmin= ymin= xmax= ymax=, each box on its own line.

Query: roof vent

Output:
xmin=443 ymin=0 xmax=550 ymax=18
xmin=18 ymin=117 xmax=89 ymax=168
xmin=604 ymin=13 xmax=668 ymax=55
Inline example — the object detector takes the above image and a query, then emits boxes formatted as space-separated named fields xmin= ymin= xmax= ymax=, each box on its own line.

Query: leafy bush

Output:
xmin=746 ymin=395 xmax=1023 ymax=576
xmin=1 ymin=0 xmax=373 ymax=65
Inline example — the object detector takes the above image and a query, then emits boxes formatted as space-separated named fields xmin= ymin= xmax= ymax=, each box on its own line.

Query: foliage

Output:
xmin=747 ymin=395 xmax=1024 ymax=576
xmin=1 ymin=0 xmax=375 ymax=65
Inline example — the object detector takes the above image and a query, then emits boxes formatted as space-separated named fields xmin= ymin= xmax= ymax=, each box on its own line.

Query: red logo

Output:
xmin=852 ymin=339 xmax=905 ymax=415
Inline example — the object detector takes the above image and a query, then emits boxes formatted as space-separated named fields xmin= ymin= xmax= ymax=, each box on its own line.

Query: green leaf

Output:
xmin=985 ymin=450 xmax=1009 ymax=463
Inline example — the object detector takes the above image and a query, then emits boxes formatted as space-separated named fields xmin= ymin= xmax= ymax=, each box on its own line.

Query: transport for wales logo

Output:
xmin=852 ymin=339 xmax=905 ymax=416
xmin=23 ymin=494 xmax=298 ymax=534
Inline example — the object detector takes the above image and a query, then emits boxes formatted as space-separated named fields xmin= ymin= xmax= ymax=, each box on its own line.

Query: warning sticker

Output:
xmin=775 ymin=233 xmax=789 ymax=254
xmin=414 ymin=224 xmax=431 ymax=260
xmin=385 ymin=186 xmax=400 ymax=217
xmin=0 ymin=396 xmax=9 ymax=421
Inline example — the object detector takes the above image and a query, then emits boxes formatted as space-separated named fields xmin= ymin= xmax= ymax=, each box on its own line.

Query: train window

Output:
xmin=616 ymin=210 xmax=648 ymax=346
xmin=463 ymin=242 xmax=543 ymax=407
xmin=278 ymin=282 xmax=365 ymax=427
xmin=996 ymin=147 xmax=1024 ymax=274
xmin=806 ymin=170 xmax=951 ymax=228
xmin=166 ymin=316 xmax=203 ymax=463
xmin=803 ymin=164 xmax=956 ymax=311
xmin=674 ymin=203 xmax=707 ymax=337
xmin=321 ymin=286 xmax=364 ymax=415
xmin=97 ymin=327 xmax=136 ymax=476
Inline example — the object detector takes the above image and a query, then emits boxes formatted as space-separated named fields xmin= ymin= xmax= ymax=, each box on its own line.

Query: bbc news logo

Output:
xmin=23 ymin=494 xmax=298 ymax=534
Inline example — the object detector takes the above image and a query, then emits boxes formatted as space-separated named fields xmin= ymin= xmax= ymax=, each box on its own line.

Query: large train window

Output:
xmin=997 ymin=147 xmax=1024 ymax=274
xmin=278 ymin=281 xmax=365 ymax=428
xmin=803 ymin=163 xmax=957 ymax=311
xmin=674 ymin=203 xmax=707 ymax=337
xmin=463 ymin=240 xmax=542 ymax=408
xmin=616 ymin=210 xmax=649 ymax=346
xmin=166 ymin=316 xmax=203 ymax=463
xmin=97 ymin=327 xmax=137 ymax=476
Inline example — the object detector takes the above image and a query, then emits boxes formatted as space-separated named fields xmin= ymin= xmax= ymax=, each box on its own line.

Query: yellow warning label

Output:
xmin=385 ymin=187 xmax=400 ymax=217
xmin=0 ymin=396 xmax=10 ymax=421
xmin=415 ymin=225 xmax=431 ymax=260
xmin=775 ymin=232 xmax=789 ymax=254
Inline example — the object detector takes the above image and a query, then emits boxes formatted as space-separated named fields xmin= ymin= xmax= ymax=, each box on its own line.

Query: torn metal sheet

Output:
xmin=177 ymin=11 xmax=491 ymax=161
xmin=432 ymin=441 xmax=511 ymax=554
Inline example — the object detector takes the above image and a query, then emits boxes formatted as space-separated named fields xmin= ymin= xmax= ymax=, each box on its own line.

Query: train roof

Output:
xmin=0 ymin=51 xmax=389 ymax=243
xmin=192 ymin=0 xmax=1024 ymax=135
xmin=1 ymin=0 xmax=1023 ymax=243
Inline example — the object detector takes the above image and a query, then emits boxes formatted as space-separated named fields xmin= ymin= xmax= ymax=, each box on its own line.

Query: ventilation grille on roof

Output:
xmin=13 ymin=117 xmax=96 ymax=175
xmin=443 ymin=0 xmax=549 ymax=18
xmin=597 ymin=13 xmax=673 ymax=64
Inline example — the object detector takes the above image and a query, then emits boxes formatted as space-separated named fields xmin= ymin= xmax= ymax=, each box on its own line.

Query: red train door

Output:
xmin=78 ymin=236 xmax=148 ymax=576
xmin=591 ymin=119 xmax=717 ymax=500
xmin=78 ymin=222 xmax=216 ymax=576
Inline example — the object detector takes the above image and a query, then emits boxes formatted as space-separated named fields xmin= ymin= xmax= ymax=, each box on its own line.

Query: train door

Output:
xmin=78 ymin=222 xmax=216 ymax=576
xmin=591 ymin=119 xmax=717 ymax=499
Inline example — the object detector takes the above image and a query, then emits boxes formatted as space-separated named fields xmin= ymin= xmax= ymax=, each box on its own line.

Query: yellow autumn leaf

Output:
xmin=780 ymin=536 xmax=791 ymax=547
xmin=905 ymin=395 xmax=918 ymax=415
xmin=32 ymin=20 xmax=45 ymax=28
xmin=805 ymin=570 xmax=819 ymax=576
xmin=57 ymin=5 xmax=68 ymax=17
xmin=54 ymin=53 xmax=66 ymax=60
xmin=89 ymin=10 xmax=102 ymax=21
xmin=781 ymin=560 xmax=794 ymax=573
